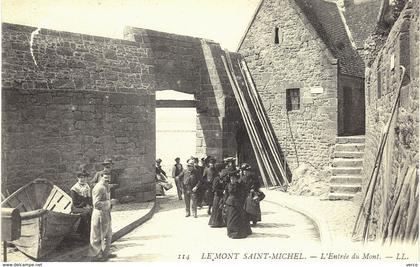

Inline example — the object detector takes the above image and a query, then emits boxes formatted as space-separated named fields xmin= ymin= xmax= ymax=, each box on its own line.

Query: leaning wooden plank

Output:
xmin=240 ymin=59 xmax=289 ymax=186
xmin=225 ymin=54 xmax=278 ymax=187
xmin=353 ymin=66 xmax=406 ymax=242
xmin=221 ymin=54 xmax=270 ymax=187
xmin=382 ymin=166 xmax=411 ymax=244
xmin=227 ymin=55 xmax=277 ymax=186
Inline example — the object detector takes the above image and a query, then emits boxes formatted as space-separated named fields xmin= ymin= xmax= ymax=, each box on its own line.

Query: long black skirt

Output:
xmin=244 ymin=194 xmax=262 ymax=222
xmin=204 ymin=188 xmax=214 ymax=206
xmin=208 ymin=195 xmax=225 ymax=227
xmin=226 ymin=205 xmax=252 ymax=239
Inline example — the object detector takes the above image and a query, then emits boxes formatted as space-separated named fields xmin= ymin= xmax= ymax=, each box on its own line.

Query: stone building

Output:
xmin=237 ymin=0 xmax=370 ymax=198
xmin=1 ymin=23 xmax=245 ymax=201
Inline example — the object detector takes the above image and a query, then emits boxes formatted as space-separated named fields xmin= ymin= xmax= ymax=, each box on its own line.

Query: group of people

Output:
xmin=69 ymin=158 xmax=118 ymax=262
xmin=157 ymin=156 xmax=265 ymax=239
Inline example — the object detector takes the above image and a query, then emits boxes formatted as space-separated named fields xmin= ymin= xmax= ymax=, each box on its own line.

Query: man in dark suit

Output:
xmin=182 ymin=159 xmax=200 ymax=218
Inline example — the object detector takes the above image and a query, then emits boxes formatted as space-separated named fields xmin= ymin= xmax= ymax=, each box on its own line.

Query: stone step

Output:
xmin=330 ymin=176 xmax=363 ymax=184
xmin=336 ymin=135 xmax=365 ymax=144
xmin=335 ymin=143 xmax=365 ymax=152
xmin=331 ymin=167 xmax=362 ymax=175
xmin=328 ymin=192 xmax=356 ymax=200
xmin=332 ymin=158 xmax=364 ymax=167
xmin=329 ymin=183 xmax=362 ymax=193
xmin=333 ymin=151 xmax=364 ymax=159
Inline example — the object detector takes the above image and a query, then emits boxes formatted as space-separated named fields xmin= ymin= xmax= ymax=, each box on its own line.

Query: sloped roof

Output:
xmin=293 ymin=0 xmax=365 ymax=77
xmin=237 ymin=0 xmax=365 ymax=78
xmin=342 ymin=0 xmax=383 ymax=48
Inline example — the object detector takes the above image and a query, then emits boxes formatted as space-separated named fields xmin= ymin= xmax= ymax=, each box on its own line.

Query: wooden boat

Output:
xmin=1 ymin=179 xmax=80 ymax=260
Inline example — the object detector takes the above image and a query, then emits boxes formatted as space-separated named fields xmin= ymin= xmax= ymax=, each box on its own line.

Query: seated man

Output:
xmin=155 ymin=158 xmax=171 ymax=196
xmin=70 ymin=169 xmax=93 ymax=241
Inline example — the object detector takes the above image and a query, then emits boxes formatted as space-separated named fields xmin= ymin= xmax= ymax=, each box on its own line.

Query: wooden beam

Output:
xmin=156 ymin=100 xmax=197 ymax=108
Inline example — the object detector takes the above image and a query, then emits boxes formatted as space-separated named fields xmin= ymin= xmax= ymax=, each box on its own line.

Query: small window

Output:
xmin=286 ymin=88 xmax=300 ymax=111
xmin=274 ymin=27 xmax=280 ymax=44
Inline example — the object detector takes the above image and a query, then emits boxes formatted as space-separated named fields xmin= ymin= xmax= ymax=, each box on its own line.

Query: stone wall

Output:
xmin=239 ymin=0 xmax=339 ymax=171
xmin=362 ymin=0 xmax=418 ymax=240
xmin=2 ymin=23 xmax=245 ymax=199
xmin=125 ymin=27 xmax=241 ymax=161
xmin=2 ymin=23 xmax=156 ymax=201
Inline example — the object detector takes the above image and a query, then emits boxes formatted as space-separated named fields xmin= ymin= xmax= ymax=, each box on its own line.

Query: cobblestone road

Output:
xmin=109 ymin=190 xmax=321 ymax=262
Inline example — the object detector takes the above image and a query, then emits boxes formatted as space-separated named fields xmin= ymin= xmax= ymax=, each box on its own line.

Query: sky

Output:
xmin=2 ymin=0 xmax=260 ymax=51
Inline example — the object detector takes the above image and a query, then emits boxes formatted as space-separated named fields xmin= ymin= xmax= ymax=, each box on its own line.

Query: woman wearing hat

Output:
xmin=209 ymin=157 xmax=236 ymax=228
xmin=224 ymin=158 xmax=252 ymax=238
xmin=241 ymin=163 xmax=262 ymax=226
xmin=70 ymin=170 xmax=93 ymax=241
xmin=202 ymin=157 xmax=217 ymax=215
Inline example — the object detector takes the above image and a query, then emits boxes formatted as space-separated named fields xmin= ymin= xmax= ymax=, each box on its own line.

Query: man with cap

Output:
xmin=156 ymin=158 xmax=167 ymax=179
xmin=90 ymin=158 xmax=114 ymax=188
xmin=181 ymin=159 xmax=200 ymax=218
xmin=89 ymin=171 xmax=117 ymax=261
xmin=171 ymin=157 xmax=184 ymax=200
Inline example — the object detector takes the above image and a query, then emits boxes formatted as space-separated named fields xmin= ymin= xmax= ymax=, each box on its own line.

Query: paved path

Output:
xmin=109 ymin=190 xmax=320 ymax=262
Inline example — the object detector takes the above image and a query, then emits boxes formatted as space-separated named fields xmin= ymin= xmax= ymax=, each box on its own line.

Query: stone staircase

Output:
xmin=329 ymin=135 xmax=365 ymax=200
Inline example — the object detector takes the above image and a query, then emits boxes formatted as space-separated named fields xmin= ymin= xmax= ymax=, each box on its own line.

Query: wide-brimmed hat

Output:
xmin=223 ymin=157 xmax=236 ymax=163
xmin=156 ymin=158 xmax=162 ymax=163
xmin=102 ymin=158 xmax=113 ymax=165
xmin=174 ymin=157 xmax=180 ymax=161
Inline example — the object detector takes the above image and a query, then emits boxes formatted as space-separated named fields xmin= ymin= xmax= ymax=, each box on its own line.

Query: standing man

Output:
xmin=89 ymin=171 xmax=117 ymax=261
xmin=172 ymin=157 xmax=184 ymax=200
xmin=182 ymin=159 xmax=200 ymax=218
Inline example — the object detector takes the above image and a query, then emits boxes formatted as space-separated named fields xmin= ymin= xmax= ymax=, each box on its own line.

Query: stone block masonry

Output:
xmin=124 ymin=27 xmax=244 ymax=162
xmin=2 ymin=22 xmax=249 ymax=199
xmin=239 ymin=0 xmax=339 ymax=172
xmin=362 ymin=0 xmax=418 ymax=240
xmin=2 ymin=23 xmax=156 ymax=201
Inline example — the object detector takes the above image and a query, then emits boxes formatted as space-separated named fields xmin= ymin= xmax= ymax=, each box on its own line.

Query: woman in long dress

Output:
xmin=241 ymin=163 xmax=262 ymax=226
xmin=225 ymin=172 xmax=252 ymax=239
xmin=208 ymin=172 xmax=226 ymax=227
xmin=202 ymin=158 xmax=217 ymax=215
xmin=208 ymin=160 xmax=229 ymax=227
